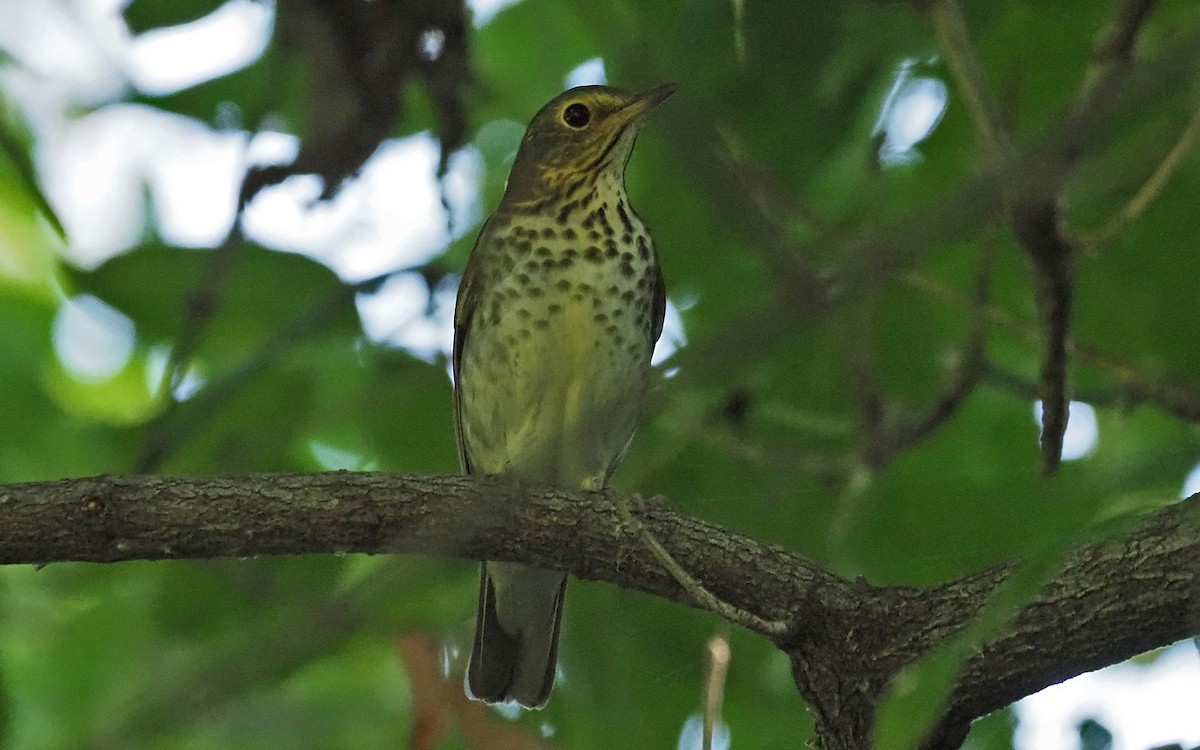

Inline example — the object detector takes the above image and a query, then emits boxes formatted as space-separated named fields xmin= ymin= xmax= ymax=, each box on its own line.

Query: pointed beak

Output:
xmin=634 ymin=83 xmax=679 ymax=111
xmin=618 ymin=83 xmax=679 ymax=127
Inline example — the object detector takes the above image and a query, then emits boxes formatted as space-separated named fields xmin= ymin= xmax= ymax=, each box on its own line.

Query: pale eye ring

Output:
xmin=562 ymin=102 xmax=591 ymax=128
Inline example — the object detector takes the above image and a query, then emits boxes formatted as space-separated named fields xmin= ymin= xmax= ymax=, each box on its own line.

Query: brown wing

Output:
xmin=451 ymin=217 xmax=501 ymax=475
xmin=650 ymin=259 xmax=667 ymax=347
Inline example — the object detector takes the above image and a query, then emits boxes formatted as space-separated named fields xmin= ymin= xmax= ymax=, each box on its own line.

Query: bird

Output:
xmin=452 ymin=83 xmax=675 ymax=708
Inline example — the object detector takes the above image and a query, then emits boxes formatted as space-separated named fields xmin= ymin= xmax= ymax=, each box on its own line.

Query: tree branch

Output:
xmin=1 ymin=472 xmax=1195 ymax=749
xmin=0 ymin=473 xmax=823 ymax=623
xmin=1084 ymin=99 xmax=1200 ymax=248
xmin=1010 ymin=198 xmax=1075 ymax=476
xmin=936 ymin=503 xmax=1198 ymax=739
xmin=900 ymin=269 xmax=1200 ymax=422
xmin=925 ymin=0 xmax=1014 ymax=167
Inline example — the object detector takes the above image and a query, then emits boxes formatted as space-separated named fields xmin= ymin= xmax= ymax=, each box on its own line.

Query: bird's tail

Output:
xmin=466 ymin=561 xmax=566 ymax=708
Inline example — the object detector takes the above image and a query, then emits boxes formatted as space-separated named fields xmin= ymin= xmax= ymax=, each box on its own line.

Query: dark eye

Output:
xmin=562 ymin=102 xmax=591 ymax=128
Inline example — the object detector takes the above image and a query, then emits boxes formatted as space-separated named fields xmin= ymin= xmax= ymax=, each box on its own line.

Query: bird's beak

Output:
xmin=616 ymin=83 xmax=679 ymax=129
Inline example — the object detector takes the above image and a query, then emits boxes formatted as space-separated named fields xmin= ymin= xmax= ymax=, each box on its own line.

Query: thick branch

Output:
xmin=938 ymin=504 xmax=1199 ymax=737
xmin=789 ymin=500 xmax=1198 ymax=749
xmin=0 ymin=473 xmax=833 ymax=625
xmin=1 ymin=473 xmax=1195 ymax=749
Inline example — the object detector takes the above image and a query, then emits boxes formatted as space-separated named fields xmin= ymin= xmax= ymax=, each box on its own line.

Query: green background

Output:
xmin=1 ymin=0 xmax=1198 ymax=747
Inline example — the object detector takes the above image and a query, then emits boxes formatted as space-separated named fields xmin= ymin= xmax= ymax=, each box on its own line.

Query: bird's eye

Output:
xmin=562 ymin=102 xmax=591 ymax=128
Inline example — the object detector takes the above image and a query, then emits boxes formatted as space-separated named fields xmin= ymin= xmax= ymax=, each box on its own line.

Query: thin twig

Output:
xmin=703 ymin=634 xmax=730 ymax=750
xmin=983 ymin=361 xmax=1128 ymax=410
xmin=898 ymin=270 xmax=1200 ymax=422
xmin=138 ymin=166 xmax=263 ymax=470
xmin=712 ymin=121 xmax=845 ymax=309
xmin=617 ymin=496 xmax=789 ymax=638
xmin=881 ymin=240 xmax=992 ymax=458
xmin=1084 ymin=101 xmax=1200 ymax=247
xmin=1083 ymin=0 xmax=1161 ymax=98
xmin=731 ymin=0 xmax=747 ymax=67
xmin=926 ymin=0 xmax=1014 ymax=167
xmin=1049 ymin=0 xmax=1165 ymax=187
xmin=135 ymin=271 xmax=394 ymax=473
xmin=921 ymin=0 xmax=1164 ymax=477
xmin=153 ymin=167 xmax=279 ymax=399
xmin=715 ymin=122 xmax=858 ymax=248
xmin=135 ymin=160 xmax=365 ymax=472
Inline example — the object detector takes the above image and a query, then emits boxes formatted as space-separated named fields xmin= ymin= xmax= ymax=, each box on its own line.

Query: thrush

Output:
xmin=452 ymin=83 xmax=675 ymax=708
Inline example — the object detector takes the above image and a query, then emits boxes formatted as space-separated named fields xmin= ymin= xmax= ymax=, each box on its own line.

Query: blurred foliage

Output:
xmin=1 ymin=0 xmax=1199 ymax=748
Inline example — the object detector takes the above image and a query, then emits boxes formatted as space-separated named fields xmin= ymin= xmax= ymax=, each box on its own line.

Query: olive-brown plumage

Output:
xmin=453 ymin=84 xmax=673 ymax=708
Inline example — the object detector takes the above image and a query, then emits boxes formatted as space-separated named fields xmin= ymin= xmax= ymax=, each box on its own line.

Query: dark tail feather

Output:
xmin=466 ymin=563 xmax=566 ymax=708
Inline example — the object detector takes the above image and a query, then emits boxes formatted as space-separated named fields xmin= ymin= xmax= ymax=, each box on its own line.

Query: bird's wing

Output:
xmin=650 ymin=258 xmax=667 ymax=347
xmin=452 ymin=217 xmax=500 ymax=475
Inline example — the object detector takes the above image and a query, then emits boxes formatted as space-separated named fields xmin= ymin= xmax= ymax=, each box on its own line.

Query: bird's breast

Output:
xmin=458 ymin=196 xmax=660 ymax=483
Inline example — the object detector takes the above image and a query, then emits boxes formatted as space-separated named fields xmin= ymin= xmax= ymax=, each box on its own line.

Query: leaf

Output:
xmin=0 ymin=87 xmax=66 ymax=240
xmin=130 ymin=37 xmax=306 ymax=132
xmin=871 ymin=553 xmax=1063 ymax=750
xmin=122 ymin=0 xmax=233 ymax=35
xmin=67 ymin=241 xmax=357 ymax=367
xmin=42 ymin=349 xmax=162 ymax=426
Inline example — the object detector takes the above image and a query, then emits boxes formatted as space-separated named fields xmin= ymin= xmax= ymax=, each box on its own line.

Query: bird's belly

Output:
xmin=459 ymin=259 xmax=655 ymax=486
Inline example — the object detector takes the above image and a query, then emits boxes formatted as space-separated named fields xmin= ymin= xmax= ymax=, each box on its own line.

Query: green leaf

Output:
xmin=871 ymin=553 xmax=1065 ymax=750
xmin=0 ymin=86 xmax=66 ymax=241
xmin=130 ymin=40 xmax=305 ymax=132
xmin=122 ymin=0 xmax=234 ymax=36
xmin=68 ymin=241 xmax=356 ymax=367
xmin=42 ymin=348 xmax=162 ymax=426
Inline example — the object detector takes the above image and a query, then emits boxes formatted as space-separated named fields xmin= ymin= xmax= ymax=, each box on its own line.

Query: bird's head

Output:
xmin=501 ymin=83 xmax=677 ymax=208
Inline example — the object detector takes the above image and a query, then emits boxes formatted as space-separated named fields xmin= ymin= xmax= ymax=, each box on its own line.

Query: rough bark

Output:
xmin=1 ymin=472 xmax=1196 ymax=748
